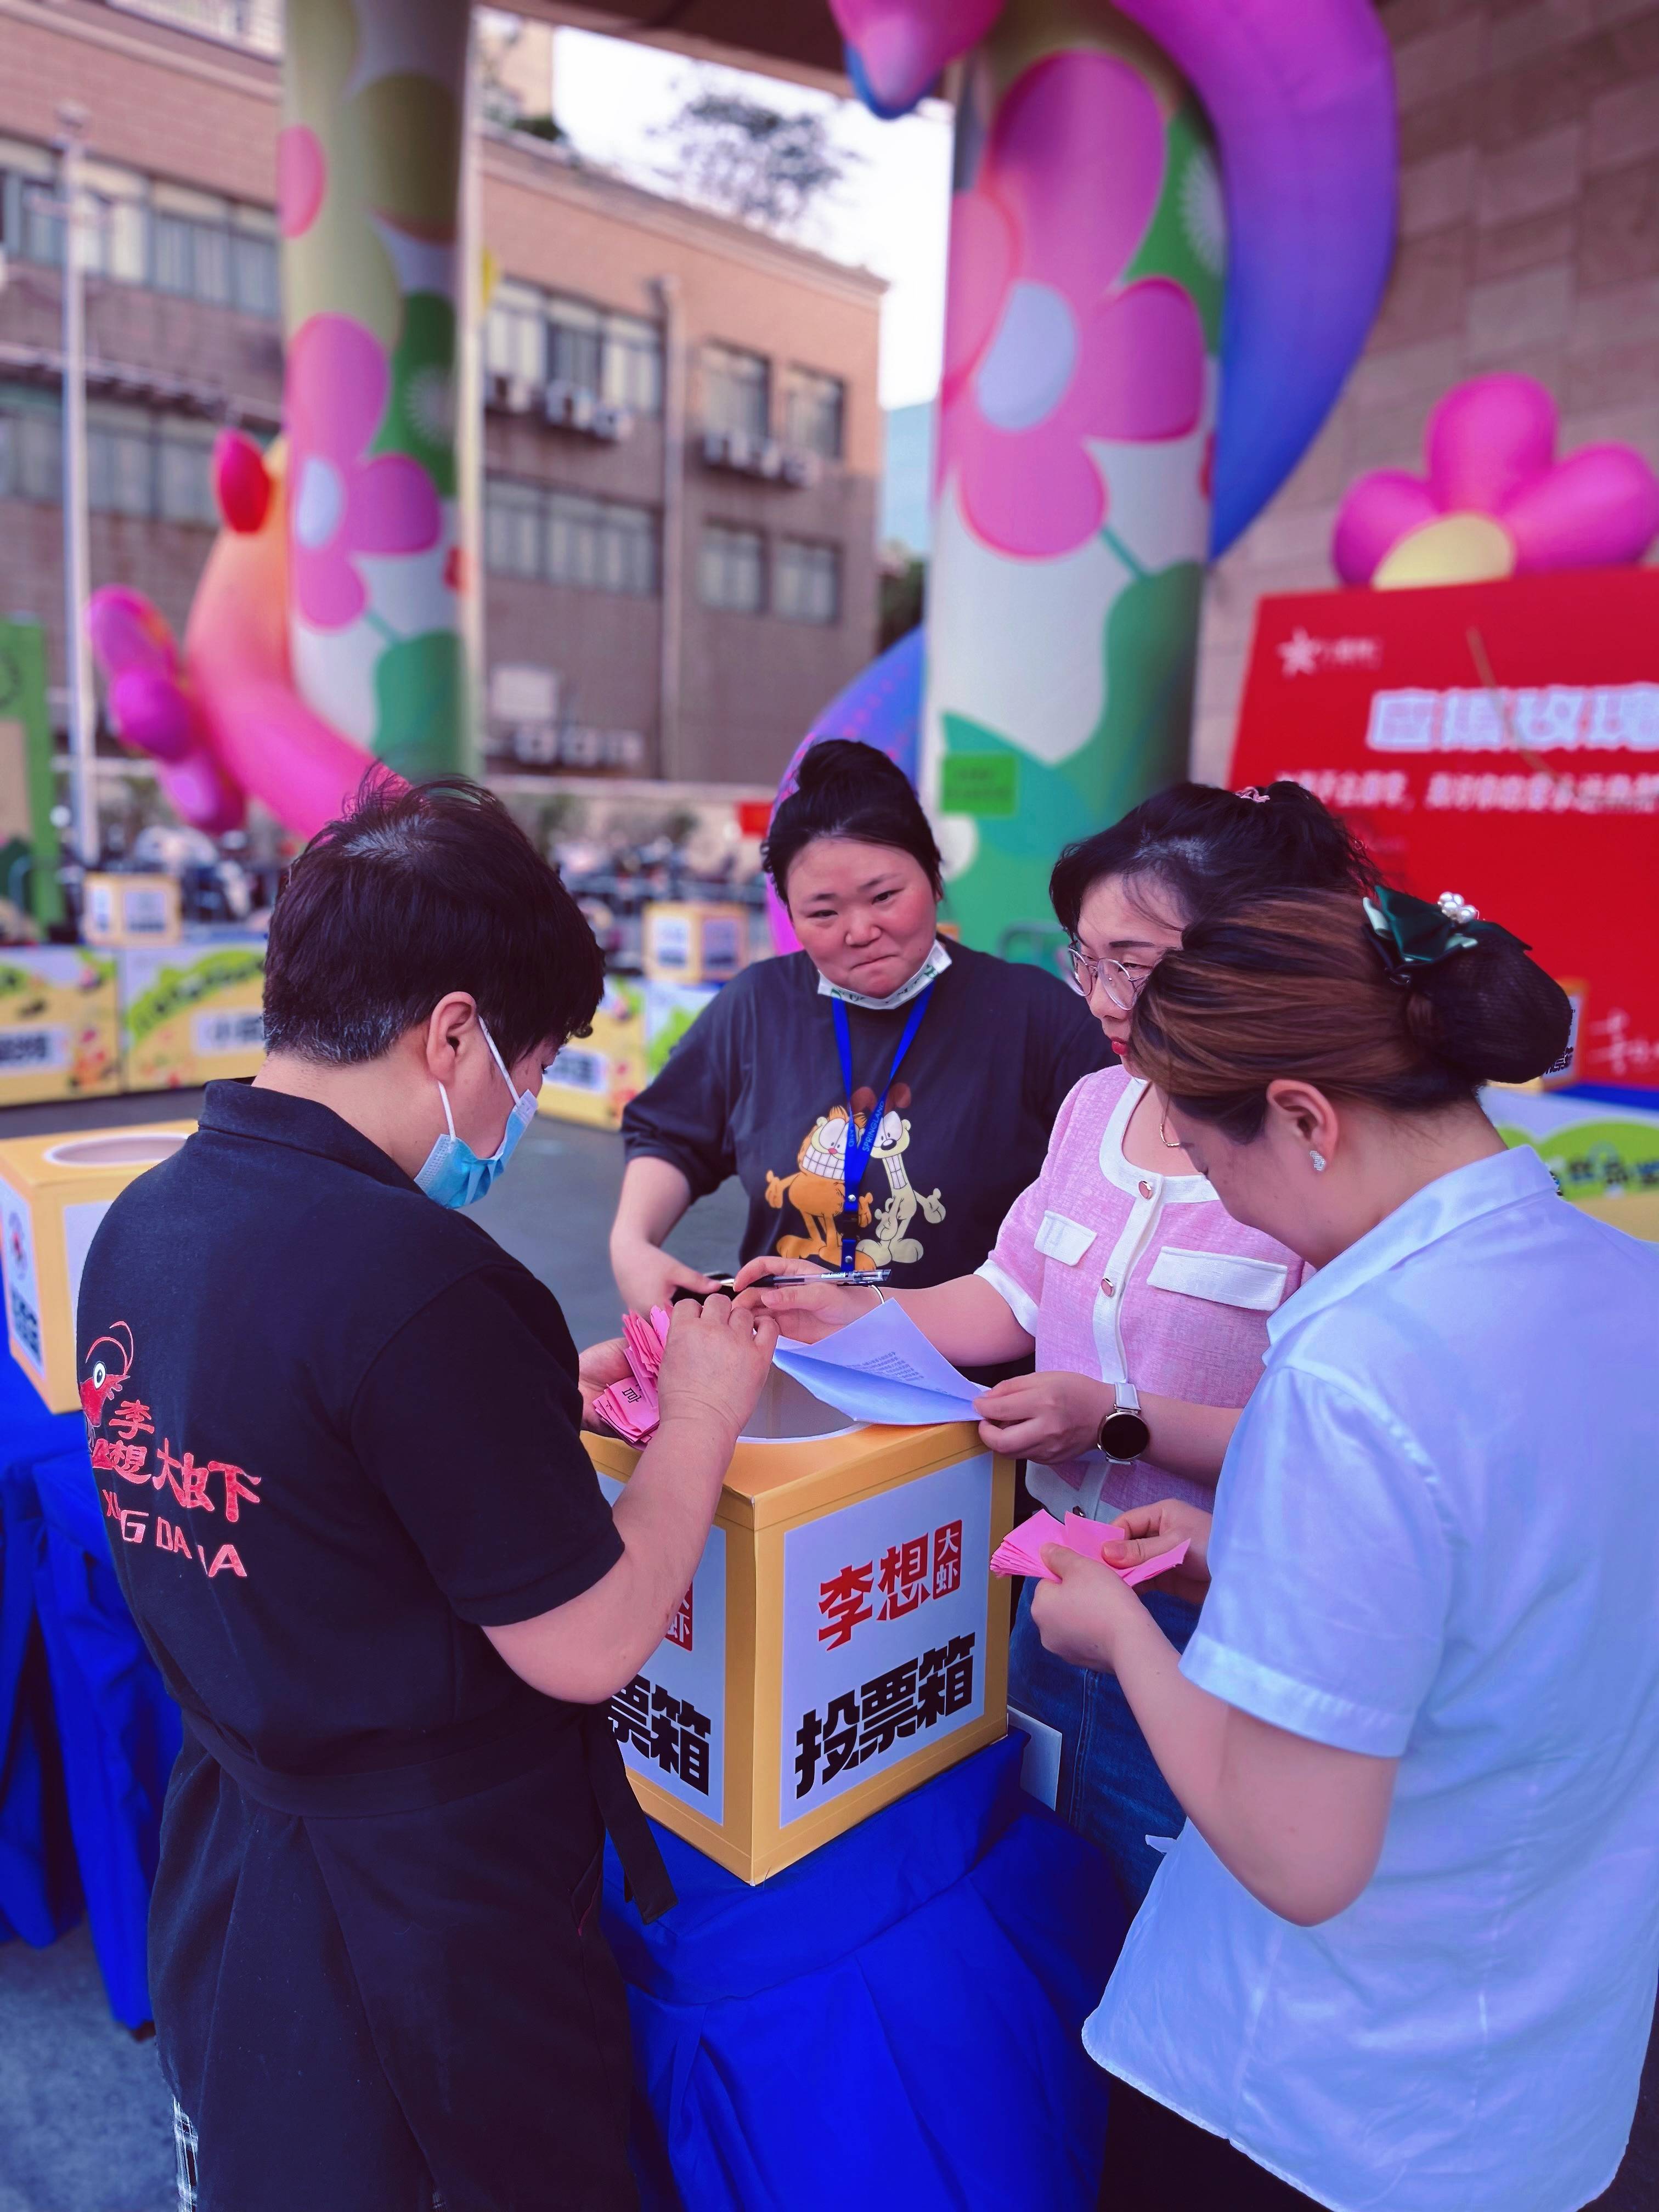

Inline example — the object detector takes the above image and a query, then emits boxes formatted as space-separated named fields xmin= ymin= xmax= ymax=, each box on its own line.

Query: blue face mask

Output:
xmin=415 ymin=1020 xmax=539 ymax=1210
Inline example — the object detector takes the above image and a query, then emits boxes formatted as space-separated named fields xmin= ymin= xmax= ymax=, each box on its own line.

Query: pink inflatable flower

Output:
xmin=1333 ymin=374 xmax=1659 ymax=588
xmin=937 ymin=51 xmax=1205 ymax=562
xmin=829 ymin=0 xmax=1000 ymax=117
xmin=286 ymin=315 xmax=442 ymax=630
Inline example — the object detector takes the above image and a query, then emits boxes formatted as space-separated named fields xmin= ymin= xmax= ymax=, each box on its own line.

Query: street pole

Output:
xmin=56 ymin=102 xmax=98 ymax=872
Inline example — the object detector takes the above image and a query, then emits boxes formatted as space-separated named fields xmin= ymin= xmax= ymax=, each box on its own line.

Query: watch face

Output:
xmin=1099 ymin=1409 xmax=1152 ymax=1460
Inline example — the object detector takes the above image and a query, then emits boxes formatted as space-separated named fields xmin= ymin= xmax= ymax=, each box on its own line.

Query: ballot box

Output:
xmin=641 ymin=901 xmax=748 ymax=986
xmin=0 ymin=1126 xmax=192 ymax=1411
xmin=539 ymin=977 xmax=646 ymax=1130
xmin=585 ymin=1374 xmax=1015 ymax=1884
xmin=0 ymin=947 xmax=121 ymax=1107
xmin=81 ymin=873 xmax=181 ymax=948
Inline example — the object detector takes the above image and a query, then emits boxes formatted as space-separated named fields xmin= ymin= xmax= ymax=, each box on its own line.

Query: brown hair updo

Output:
xmin=1129 ymin=890 xmax=1572 ymax=1144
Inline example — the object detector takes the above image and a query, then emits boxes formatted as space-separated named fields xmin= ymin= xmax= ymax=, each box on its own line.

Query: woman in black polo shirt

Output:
xmin=614 ymin=740 xmax=1107 ymax=1314
xmin=79 ymin=778 xmax=776 ymax=2212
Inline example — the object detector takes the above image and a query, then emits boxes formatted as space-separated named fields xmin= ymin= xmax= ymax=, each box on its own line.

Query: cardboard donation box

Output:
xmin=586 ymin=1373 xmax=1015 ymax=1884
xmin=0 ymin=949 xmax=121 ymax=1106
xmin=642 ymin=901 xmax=748 ymax=985
xmin=0 ymin=1125 xmax=192 ymax=1410
xmin=540 ymin=977 xmax=646 ymax=1130
xmin=82 ymin=873 xmax=182 ymax=947
xmin=119 ymin=939 xmax=267 ymax=1091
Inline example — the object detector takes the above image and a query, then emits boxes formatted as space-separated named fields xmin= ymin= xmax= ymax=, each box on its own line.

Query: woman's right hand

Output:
xmin=654 ymin=1294 xmax=778 ymax=1444
xmin=731 ymin=1256 xmax=881 ymax=1342
xmin=610 ymin=1234 xmax=718 ymax=1317
xmin=1099 ymin=1499 xmax=1214 ymax=1606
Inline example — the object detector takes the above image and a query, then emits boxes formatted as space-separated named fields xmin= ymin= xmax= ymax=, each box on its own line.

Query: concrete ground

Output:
xmin=0 ymin=1088 xmax=1654 ymax=2210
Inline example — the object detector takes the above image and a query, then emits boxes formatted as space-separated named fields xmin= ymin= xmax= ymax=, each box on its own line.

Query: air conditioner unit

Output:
xmin=590 ymin=404 xmax=632 ymax=444
xmin=546 ymin=380 xmax=597 ymax=432
xmin=701 ymin=429 xmax=734 ymax=467
xmin=780 ymin=449 xmax=821 ymax=489
xmin=755 ymin=441 xmax=786 ymax=481
xmin=505 ymin=375 xmax=538 ymax=415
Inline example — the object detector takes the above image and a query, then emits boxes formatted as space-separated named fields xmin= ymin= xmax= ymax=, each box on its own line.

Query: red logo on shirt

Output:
xmin=83 ymin=1318 xmax=259 ymax=1584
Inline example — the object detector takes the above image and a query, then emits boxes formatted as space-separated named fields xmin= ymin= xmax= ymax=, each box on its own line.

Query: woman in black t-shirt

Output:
xmin=614 ymin=741 xmax=1107 ymax=1312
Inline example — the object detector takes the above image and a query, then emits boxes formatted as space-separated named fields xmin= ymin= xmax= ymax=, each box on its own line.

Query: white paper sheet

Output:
xmin=771 ymin=1301 xmax=984 ymax=1428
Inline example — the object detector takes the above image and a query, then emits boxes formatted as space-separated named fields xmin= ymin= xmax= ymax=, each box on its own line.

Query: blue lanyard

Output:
xmin=831 ymin=984 xmax=933 ymax=1268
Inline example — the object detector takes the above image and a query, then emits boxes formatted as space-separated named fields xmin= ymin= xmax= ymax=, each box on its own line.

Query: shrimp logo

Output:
xmin=81 ymin=1321 xmax=134 ymax=1428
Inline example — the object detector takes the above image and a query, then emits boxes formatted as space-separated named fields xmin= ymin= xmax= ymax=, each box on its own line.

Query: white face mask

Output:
xmin=815 ymin=937 xmax=952 ymax=1012
xmin=414 ymin=1020 xmax=538 ymax=1209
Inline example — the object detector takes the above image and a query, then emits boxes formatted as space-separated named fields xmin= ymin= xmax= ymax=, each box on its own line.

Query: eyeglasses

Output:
xmin=1062 ymin=945 xmax=1147 ymax=1012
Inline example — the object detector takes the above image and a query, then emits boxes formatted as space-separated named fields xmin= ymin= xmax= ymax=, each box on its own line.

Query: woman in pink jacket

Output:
xmin=740 ymin=781 xmax=1372 ymax=1908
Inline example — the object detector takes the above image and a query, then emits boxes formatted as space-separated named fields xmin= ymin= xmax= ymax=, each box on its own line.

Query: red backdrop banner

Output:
xmin=1228 ymin=567 xmax=1659 ymax=1094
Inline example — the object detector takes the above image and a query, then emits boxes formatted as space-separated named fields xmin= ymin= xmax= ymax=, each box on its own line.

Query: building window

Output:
xmin=157 ymin=421 xmax=218 ymax=524
xmin=484 ymin=481 xmax=544 ymax=579
xmin=0 ymin=140 xmax=280 ymax=319
xmin=484 ymin=478 xmax=657 ymax=596
xmin=232 ymin=210 xmax=280 ymax=318
xmin=548 ymin=297 xmax=604 ymax=394
xmin=604 ymin=313 xmax=662 ymax=414
xmin=0 ymin=385 xmax=238 ymax=524
xmin=0 ymin=392 xmax=63 ymax=504
xmin=699 ymin=523 xmax=765 ymax=614
xmin=547 ymin=492 xmax=656 ymax=595
xmin=88 ymin=404 xmax=155 ymax=517
xmin=783 ymin=368 xmax=844 ymax=461
xmin=702 ymin=345 xmax=769 ymax=442
xmin=775 ymin=539 xmax=840 ymax=625
xmin=486 ymin=281 xmax=663 ymax=414
xmin=487 ymin=281 xmax=546 ymax=385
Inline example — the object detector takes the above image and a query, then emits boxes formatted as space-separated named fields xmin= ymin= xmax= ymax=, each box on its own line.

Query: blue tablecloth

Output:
xmin=604 ymin=1734 xmax=1125 ymax=2212
xmin=0 ymin=1353 xmax=178 ymax=2027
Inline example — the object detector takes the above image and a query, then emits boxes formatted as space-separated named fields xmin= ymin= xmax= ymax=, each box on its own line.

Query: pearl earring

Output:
xmin=1309 ymin=1149 xmax=1327 ymax=1173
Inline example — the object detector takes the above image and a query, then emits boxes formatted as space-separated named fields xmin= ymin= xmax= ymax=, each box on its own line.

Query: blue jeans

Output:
xmin=1008 ymin=1577 xmax=1200 ymax=1911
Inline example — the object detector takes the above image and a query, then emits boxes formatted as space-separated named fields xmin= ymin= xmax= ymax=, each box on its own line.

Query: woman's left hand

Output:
xmin=577 ymin=1337 xmax=631 ymax=1428
xmin=1029 ymin=1546 xmax=1144 ymax=1673
xmin=973 ymin=1370 xmax=1110 ymax=1460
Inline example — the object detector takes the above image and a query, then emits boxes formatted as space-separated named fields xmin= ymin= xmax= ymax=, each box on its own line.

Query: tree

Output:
xmin=655 ymin=87 xmax=860 ymax=236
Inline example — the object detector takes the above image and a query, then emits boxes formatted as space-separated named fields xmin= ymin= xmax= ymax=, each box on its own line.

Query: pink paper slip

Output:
xmin=991 ymin=1510 xmax=1190 ymax=1589
xmin=592 ymin=1307 xmax=673 ymax=1443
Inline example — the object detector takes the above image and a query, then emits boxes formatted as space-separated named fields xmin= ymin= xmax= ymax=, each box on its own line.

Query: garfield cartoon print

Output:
xmin=765 ymin=1082 xmax=946 ymax=1273
xmin=859 ymin=1083 xmax=946 ymax=1268
xmin=765 ymin=1101 xmax=873 ymax=1266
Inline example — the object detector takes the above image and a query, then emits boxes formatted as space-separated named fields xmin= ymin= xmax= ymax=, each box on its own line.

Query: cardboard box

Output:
xmin=539 ymin=977 xmax=646 ymax=1130
xmin=0 ymin=1124 xmax=193 ymax=1410
xmin=0 ymin=948 xmax=121 ymax=1106
xmin=82 ymin=873 xmax=182 ymax=947
xmin=119 ymin=938 xmax=267 ymax=1092
xmin=586 ymin=1378 xmax=1014 ymax=1883
xmin=642 ymin=901 xmax=748 ymax=985
xmin=643 ymin=978 xmax=721 ymax=1077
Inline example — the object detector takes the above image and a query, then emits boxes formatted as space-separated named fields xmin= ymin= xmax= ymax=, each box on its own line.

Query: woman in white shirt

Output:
xmin=1032 ymin=884 xmax=1659 ymax=2212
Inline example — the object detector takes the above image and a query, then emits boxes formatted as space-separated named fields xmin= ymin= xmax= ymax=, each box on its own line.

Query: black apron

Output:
xmin=154 ymin=1697 xmax=673 ymax=2212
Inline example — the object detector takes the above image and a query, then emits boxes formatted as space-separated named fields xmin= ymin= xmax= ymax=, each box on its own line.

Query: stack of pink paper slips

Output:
xmin=592 ymin=1306 xmax=673 ymax=1444
xmin=991 ymin=1509 xmax=1189 ymax=1589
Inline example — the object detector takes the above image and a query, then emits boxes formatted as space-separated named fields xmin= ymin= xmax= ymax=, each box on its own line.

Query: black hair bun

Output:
xmin=1407 ymin=927 xmax=1572 ymax=1085
xmin=794 ymin=738 xmax=904 ymax=794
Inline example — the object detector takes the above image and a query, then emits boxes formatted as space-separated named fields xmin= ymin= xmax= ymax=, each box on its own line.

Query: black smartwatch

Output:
xmin=1097 ymin=1381 xmax=1152 ymax=1462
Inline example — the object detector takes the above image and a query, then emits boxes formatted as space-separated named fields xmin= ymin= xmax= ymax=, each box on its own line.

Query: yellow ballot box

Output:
xmin=0 ymin=1125 xmax=192 ymax=1410
xmin=586 ymin=1375 xmax=1015 ymax=1884
xmin=0 ymin=948 xmax=121 ymax=1106
xmin=641 ymin=901 xmax=748 ymax=985
xmin=82 ymin=873 xmax=182 ymax=947
xmin=539 ymin=977 xmax=646 ymax=1130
